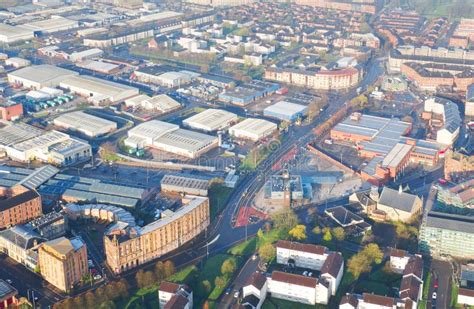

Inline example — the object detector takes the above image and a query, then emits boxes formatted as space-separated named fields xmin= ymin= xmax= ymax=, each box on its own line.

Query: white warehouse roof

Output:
xmin=264 ymin=101 xmax=308 ymax=117
xmin=229 ymin=118 xmax=277 ymax=141
xmin=183 ymin=108 xmax=238 ymax=131
xmin=8 ymin=64 xmax=78 ymax=88
xmin=0 ymin=24 xmax=34 ymax=43
xmin=21 ymin=17 xmax=78 ymax=33
xmin=53 ymin=111 xmax=117 ymax=137
xmin=59 ymin=75 xmax=139 ymax=103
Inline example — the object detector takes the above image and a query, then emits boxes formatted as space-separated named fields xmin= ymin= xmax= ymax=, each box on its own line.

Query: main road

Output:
xmin=121 ymin=55 xmax=386 ymax=274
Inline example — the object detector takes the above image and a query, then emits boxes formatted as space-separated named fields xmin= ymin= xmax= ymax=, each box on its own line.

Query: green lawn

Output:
xmin=228 ymin=237 xmax=257 ymax=257
xmin=354 ymin=279 xmax=391 ymax=296
xmin=117 ymin=285 xmax=159 ymax=309
xmin=423 ymin=271 xmax=431 ymax=299
xmin=451 ymin=283 xmax=459 ymax=307
xmin=167 ymin=265 xmax=197 ymax=284
xmin=239 ymin=144 xmax=273 ymax=171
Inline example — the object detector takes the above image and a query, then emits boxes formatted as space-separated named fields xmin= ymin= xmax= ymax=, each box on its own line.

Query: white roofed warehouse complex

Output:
xmin=124 ymin=120 xmax=218 ymax=159
xmin=8 ymin=65 xmax=79 ymax=90
xmin=229 ymin=118 xmax=277 ymax=141
xmin=59 ymin=75 xmax=139 ymax=105
xmin=0 ymin=24 xmax=34 ymax=43
xmin=183 ymin=109 xmax=238 ymax=132
xmin=264 ymin=101 xmax=308 ymax=122
xmin=124 ymin=94 xmax=181 ymax=113
xmin=0 ymin=124 xmax=91 ymax=167
xmin=53 ymin=111 xmax=117 ymax=137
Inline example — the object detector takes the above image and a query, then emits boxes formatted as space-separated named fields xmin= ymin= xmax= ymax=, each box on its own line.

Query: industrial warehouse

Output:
xmin=7 ymin=65 xmax=79 ymax=89
xmin=228 ymin=118 xmax=277 ymax=141
xmin=264 ymin=101 xmax=308 ymax=122
xmin=160 ymin=174 xmax=210 ymax=196
xmin=53 ymin=111 xmax=117 ymax=137
xmin=330 ymin=112 xmax=442 ymax=184
xmin=124 ymin=120 xmax=218 ymax=159
xmin=59 ymin=75 xmax=139 ymax=105
xmin=183 ymin=108 xmax=238 ymax=132
xmin=124 ymin=94 xmax=181 ymax=112
xmin=0 ymin=124 xmax=91 ymax=166
xmin=0 ymin=164 xmax=151 ymax=208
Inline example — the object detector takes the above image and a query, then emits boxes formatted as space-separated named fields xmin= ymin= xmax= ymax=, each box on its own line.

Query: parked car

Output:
xmin=432 ymin=292 xmax=437 ymax=299
xmin=233 ymin=291 xmax=239 ymax=298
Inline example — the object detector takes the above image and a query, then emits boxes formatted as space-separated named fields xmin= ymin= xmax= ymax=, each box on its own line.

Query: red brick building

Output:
xmin=0 ymin=102 xmax=23 ymax=121
xmin=0 ymin=188 xmax=42 ymax=229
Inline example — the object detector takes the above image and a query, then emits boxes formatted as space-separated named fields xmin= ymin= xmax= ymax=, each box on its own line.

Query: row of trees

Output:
xmin=214 ymin=258 xmax=238 ymax=290
xmin=53 ymin=279 xmax=130 ymax=309
xmin=135 ymin=260 xmax=176 ymax=289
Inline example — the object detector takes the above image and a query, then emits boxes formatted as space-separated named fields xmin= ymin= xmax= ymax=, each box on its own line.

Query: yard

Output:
xmin=353 ymin=263 xmax=402 ymax=298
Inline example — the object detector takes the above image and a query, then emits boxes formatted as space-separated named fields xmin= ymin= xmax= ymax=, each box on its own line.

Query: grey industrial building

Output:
xmin=53 ymin=111 xmax=117 ymax=137
xmin=160 ymin=174 xmax=210 ymax=196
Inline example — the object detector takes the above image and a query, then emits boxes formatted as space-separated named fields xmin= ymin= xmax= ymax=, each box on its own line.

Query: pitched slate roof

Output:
xmin=378 ymin=187 xmax=420 ymax=213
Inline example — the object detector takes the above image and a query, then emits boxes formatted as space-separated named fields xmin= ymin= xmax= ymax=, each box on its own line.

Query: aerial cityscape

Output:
xmin=0 ymin=0 xmax=472 ymax=308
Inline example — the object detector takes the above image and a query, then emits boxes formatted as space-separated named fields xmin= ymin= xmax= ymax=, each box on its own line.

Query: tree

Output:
xmin=163 ymin=260 xmax=175 ymax=278
xmin=288 ymin=225 xmax=307 ymax=241
xmin=221 ymin=258 xmax=237 ymax=276
xmin=332 ymin=227 xmax=346 ymax=242
xmin=258 ymin=243 xmax=276 ymax=263
xmin=155 ymin=261 xmax=165 ymax=280
xmin=257 ymin=228 xmax=264 ymax=239
xmin=143 ymin=271 xmax=156 ymax=287
xmin=99 ymin=301 xmax=116 ymax=309
xmin=200 ymin=280 xmax=212 ymax=294
xmin=73 ymin=295 xmax=85 ymax=308
xmin=323 ymin=228 xmax=332 ymax=242
xmin=271 ymin=208 xmax=299 ymax=231
xmin=347 ymin=253 xmax=371 ymax=279
xmin=94 ymin=286 xmax=107 ymax=304
xmin=117 ymin=279 xmax=130 ymax=299
xmin=105 ymin=283 xmax=120 ymax=300
xmin=57 ymin=298 xmax=74 ymax=309
xmin=135 ymin=269 xmax=146 ymax=288
xmin=363 ymin=243 xmax=384 ymax=264
xmin=85 ymin=291 xmax=96 ymax=309
xmin=214 ymin=276 xmax=226 ymax=289
xmin=347 ymin=243 xmax=384 ymax=279
xmin=312 ymin=226 xmax=321 ymax=235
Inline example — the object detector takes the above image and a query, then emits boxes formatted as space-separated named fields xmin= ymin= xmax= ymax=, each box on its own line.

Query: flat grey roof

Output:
xmin=8 ymin=64 xmax=78 ymax=84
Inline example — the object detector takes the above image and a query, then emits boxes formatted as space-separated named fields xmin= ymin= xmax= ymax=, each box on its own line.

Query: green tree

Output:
xmin=214 ymin=276 xmax=226 ymax=289
xmin=363 ymin=243 xmax=384 ymax=264
xmin=332 ymin=227 xmax=346 ymax=242
xmin=271 ymin=208 xmax=299 ymax=231
xmin=164 ymin=260 xmax=175 ymax=278
xmin=312 ymin=226 xmax=321 ymax=235
xmin=201 ymin=280 xmax=212 ymax=294
xmin=323 ymin=228 xmax=332 ymax=242
xmin=221 ymin=258 xmax=237 ymax=276
xmin=347 ymin=243 xmax=384 ymax=279
xmin=347 ymin=253 xmax=371 ymax=279
xmin=99 ymin=301 xmax=116 ymax=309
xmin=258 ymin=243 xmax=276 ymax=263
xmin=288 ymin=225 xmax=307 ymax=241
